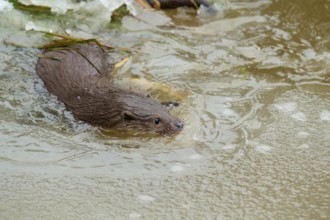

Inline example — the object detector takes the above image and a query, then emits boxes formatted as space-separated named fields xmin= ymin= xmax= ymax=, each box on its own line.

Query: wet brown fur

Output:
xmin=36 ymin=44 xmax=183 ymax=135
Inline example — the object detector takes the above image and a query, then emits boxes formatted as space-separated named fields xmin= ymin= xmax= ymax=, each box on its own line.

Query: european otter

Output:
xmin=36 ymin=44 xmax=183 ymax=135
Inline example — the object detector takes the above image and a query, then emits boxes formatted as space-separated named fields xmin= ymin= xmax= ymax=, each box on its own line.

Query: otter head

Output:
xmin=114 ymin=93 xmax=184 ymax=136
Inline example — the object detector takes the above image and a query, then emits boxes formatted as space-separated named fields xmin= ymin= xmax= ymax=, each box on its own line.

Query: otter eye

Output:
xmin=153 ymin=118 xmax=160 ymax=124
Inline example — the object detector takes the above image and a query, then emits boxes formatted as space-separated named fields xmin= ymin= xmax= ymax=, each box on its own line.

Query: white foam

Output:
xmin=138 ymin=195 xmax=154 ymax=202
xmin=302 ymin=48 xmax=316 ymax=60
xmin=298 ymin=144 xmax=310 ymax=149
xmin=320 ymin=110 xmax=330 ymax=121
xmin=221 ymin=108 xmax=236 ymax=116
xmin=170 ymin=164 xmax=184 ymax=172
xmin=297 ymin=131 xmax=309 ymax=138
xmin=290 ymin=112 xmax=306 ymax=121
xmin=129 ymin=213 xmax=142 ymax=219
xmin=274 ymin=102 xmax=297 ymax=112
xmin=189 ymin=154 xmax=202 ymax=160
xmin=255 ymin=144 xmax=272 ymax=153
xmin=222 ymin=145 xmax=236 ymax=150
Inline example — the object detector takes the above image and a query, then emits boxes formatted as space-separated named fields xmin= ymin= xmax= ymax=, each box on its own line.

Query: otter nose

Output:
xmin=175 ymin=120 xmax=184 ymax=130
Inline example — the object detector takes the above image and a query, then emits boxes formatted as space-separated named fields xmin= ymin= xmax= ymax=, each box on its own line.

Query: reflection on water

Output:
xmin=0 ymin=0 xmax=329 ymax=219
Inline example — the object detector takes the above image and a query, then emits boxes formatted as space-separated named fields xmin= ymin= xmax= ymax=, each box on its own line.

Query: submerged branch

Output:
xmin=36 ymin=31 xmax=133 ymax=53
xmin=8 ymin=0 xmax=51 ymax=14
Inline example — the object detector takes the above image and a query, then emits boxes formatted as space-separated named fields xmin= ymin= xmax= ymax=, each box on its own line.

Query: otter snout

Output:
xmin=174 ymin=120 xmax=184 ymax=130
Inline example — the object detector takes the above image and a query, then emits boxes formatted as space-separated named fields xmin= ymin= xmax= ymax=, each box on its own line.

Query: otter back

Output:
xmin=36 ymin=44 xmax=110 ymax=101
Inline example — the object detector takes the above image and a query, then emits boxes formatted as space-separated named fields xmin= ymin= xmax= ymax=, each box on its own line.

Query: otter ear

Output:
xmin=122 ymin=111 xmax=136 ymax=121
xmin=122 ymin=111 xmax=149 ymax=121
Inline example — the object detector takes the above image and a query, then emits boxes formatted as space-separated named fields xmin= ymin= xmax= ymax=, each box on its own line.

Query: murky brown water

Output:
xmin=1 ymin=0 xmax=329 ymax=219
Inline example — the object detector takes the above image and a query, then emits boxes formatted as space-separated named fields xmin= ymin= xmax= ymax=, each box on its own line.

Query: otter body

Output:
xmin=36 ymin=44 xmax=183 ymax=135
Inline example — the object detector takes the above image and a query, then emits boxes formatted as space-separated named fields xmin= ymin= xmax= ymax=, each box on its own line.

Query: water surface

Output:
xmin=0 ymin=0 xmax=329 ymax=219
